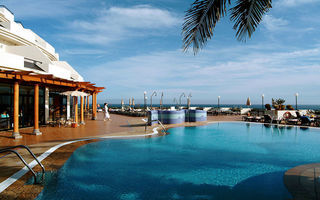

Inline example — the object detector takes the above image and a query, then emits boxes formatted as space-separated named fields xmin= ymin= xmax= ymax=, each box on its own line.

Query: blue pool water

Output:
xmin=36 ymin=122 xmax=320 ymax=200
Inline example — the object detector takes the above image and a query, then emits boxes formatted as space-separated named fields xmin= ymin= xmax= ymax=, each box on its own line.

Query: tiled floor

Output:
xmin=0 ymin=113 xmax=148 ymax=148
xmin=284 ymin=163 xmax=320 ymax=200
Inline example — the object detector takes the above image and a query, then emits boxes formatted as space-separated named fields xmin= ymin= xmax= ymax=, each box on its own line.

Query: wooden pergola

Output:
xmin=0 ymin=70 xmax=105 ymax=139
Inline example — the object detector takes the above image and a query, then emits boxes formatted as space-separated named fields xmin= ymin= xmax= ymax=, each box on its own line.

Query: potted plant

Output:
xmin=265 ymin=104 xmax=271 ymax=110
xmin=272 ymin=98 xmax=286 ymax=110
xmin=286 ymin=105 xmax=294 ymax=110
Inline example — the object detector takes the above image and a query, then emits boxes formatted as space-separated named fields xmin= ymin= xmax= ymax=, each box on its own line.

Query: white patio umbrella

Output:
xmin=132 ymin=98 xmax=135 ymax=107
xmin=60 ymin=91 xmax=89 ymax=97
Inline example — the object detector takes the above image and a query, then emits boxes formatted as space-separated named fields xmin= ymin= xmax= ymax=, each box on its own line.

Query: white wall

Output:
xmin=265 ymin=110 xmax=308 ymax=120
xmin=52 ymin=61 xmax=84 ymax=81
xmin=48 ymin=63 xmax=71 ymax=80
xmin=0 ymin=52 xmax=24 ymax=69
xmin=5 ymin=45 xmax=50 ymax=71
xmin=0 ymin=7 xmax=14 ymax=22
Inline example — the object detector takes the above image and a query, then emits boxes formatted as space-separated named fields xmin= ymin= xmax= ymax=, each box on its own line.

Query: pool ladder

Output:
xmin=0 ymin=145 xmax=45 ymax=184
xmin=145 ymin=119 xmax=167 ymax=134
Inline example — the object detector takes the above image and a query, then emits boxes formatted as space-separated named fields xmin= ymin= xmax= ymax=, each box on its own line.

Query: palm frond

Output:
xmin=230 ymin=0 xmax=272 ymax=41
xmin=182 ymin=0 xmax=230 ymax=54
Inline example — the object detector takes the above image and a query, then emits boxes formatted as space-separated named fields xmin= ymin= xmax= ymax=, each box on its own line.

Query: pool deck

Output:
xmin=284 ymin=163 xmax=320 ymax=200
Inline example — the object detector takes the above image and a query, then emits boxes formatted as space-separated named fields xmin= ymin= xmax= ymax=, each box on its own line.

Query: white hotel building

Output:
xmin=0 ymin=6 xmax=103 ymax=138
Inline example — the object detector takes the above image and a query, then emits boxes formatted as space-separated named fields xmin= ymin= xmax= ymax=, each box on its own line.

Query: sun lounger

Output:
xmin=253 ymin=116 xmax=262 ymax=122
xmin=286 ymin=118 xmax=299 ymax=125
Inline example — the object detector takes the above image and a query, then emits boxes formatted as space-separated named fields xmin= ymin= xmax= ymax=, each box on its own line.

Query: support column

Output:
xmin=44 ymin=87 xmax=49 ymax=124
xmin=87 ymin=95 xmax=90 ymax=111
xmin=67 ymin=95 xmax=71 ymax=120
xmin=92 ymin=93 xmax=97 ymax=120
xmin=74 ymin=96 xmax=78 ymax=124
xmin=32 ymin=84 xmax=42 ymax=135
xmin=80 ymin=96 xmax=85 ymax=125
xmin=13 ymin=81 xmax=22 ymax=139
xmin=84 ymin=96 xmax=87 ymax=112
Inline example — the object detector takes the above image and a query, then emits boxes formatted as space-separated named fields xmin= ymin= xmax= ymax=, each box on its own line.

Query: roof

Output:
xmin=0 ymin=69 xmax=104 ymax=93
xmin=0 ymin=5 xmax=14 ymax=15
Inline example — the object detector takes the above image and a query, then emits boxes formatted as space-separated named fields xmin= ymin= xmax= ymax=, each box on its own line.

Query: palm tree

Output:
xmin=182 ymin=0 xmax=272 ymax=54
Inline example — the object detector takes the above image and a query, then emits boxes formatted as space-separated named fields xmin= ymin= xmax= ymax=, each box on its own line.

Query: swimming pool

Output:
xmin=36 ymin=122 xmax=320 ymax=200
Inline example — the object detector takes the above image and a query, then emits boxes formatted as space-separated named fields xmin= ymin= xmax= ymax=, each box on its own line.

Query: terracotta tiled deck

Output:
xmin=284 ymin=163 xmax=320 ymax=200
xmin=0 ymin=113 xmax=148 ymax=148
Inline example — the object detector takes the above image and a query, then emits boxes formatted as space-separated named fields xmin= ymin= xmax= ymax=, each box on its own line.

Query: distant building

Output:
xmin=0 ymin=5 xmax=103 ymax=138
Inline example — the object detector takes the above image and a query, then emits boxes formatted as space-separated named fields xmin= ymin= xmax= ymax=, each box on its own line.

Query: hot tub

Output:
xmin=148 ymin=109 xmax=207 ymax=125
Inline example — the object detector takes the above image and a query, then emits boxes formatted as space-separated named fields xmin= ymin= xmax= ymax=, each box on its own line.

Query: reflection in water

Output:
xmin=300 ymin=127 xmax=309 ymax=131
xmin=264 ymin=124 xmax=271 ymax=129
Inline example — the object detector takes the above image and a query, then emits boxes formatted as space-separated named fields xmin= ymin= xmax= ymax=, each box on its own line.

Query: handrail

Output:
xmin=0 ymin=149 xmax=38 ymax=183
xmin=0 ymin=145 xmax=45 ymax=184
xmin=151 ymin=119 xmax=167 ymax=134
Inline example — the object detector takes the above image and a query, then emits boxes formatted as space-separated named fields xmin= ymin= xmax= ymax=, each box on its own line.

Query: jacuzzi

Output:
xmin=148 ymin=110 xmax=207 ymax=125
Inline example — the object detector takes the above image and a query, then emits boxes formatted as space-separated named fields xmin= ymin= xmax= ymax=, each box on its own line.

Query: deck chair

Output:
xmin=263 ymin=115 xmax=272 ymax=123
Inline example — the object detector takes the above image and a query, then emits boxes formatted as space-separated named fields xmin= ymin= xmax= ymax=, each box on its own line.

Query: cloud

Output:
xmin=262 ymin=15 xmax=288 ymax=31
xmin=276 ymin=0 xmax=318 ymax=7
xmin=1 ymin=0 xmax=86 ymax=19
xmin=61 ymin=49 xmax=107 ymax=55
xmin=81 ymin=44 xmax=320 ymax=104
xmin=62 ymin=5 xmax=180 ymax=45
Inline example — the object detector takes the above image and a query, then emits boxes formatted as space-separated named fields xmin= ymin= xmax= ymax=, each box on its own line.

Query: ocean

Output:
xmin=103 ymin=104 xmax=320 ymax=110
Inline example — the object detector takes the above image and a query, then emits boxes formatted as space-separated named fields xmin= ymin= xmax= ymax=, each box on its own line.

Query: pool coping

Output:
xmin=0 ymin=127 xmax=160 ymax=193
xmin=165 ymin=120 xmax=320 ymax=131
xmin=208 ymin=120 xmax=320 ymax=130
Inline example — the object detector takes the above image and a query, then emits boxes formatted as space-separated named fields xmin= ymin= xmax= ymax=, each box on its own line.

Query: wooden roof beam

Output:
xmin=0 ymin=71 xmax=104 ymax=91
xmin=14 ymin=71 xmax=33 ymax=75
xmin=34 ymin=74 xmax=54 ymax=79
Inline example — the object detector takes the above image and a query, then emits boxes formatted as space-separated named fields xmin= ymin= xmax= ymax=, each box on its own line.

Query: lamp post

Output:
xmin=160 ymin=92 xmax=163 ymax=110
xmin=295 ymin=93 xmax=299 ymax=110
xmin=262 ymin=94 xmax=264 ymax=109
xmin=150 ymin=91 xmax=157 ymax=109
xmin=179 ymin=93 xmax=186 ymax=108
xmin=187 ymin=93 xmax=192 ymax=109
xmin=218 ymin=96 xmax=220 ymax=108
xmin=173 ymin=98 xmax=178 ymax=109
xmin=144 ymin=91 xmax=147 ymax=111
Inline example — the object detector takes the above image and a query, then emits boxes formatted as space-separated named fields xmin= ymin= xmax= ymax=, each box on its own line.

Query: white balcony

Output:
xmin=0 ymin=51 xmax=24 ymax=70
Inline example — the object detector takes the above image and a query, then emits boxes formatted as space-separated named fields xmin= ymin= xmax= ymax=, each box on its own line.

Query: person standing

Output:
xmin=104 ymin=103 xmax=111 ymax=121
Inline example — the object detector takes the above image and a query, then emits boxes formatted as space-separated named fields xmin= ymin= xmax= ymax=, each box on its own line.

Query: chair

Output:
xmin=286 ymin=118 xmax=299 ymax=125
xmin=263 ymin=115 xmax=272 ymax=123
xmin=300 ymin=116 xmax=313 ymax=126
xmin=296 ymin=111 xmax=302 ymax=118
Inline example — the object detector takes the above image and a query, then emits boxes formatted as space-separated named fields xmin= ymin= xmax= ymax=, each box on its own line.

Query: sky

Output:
xmin=2 ymin=0 xmax=320 ymax=105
